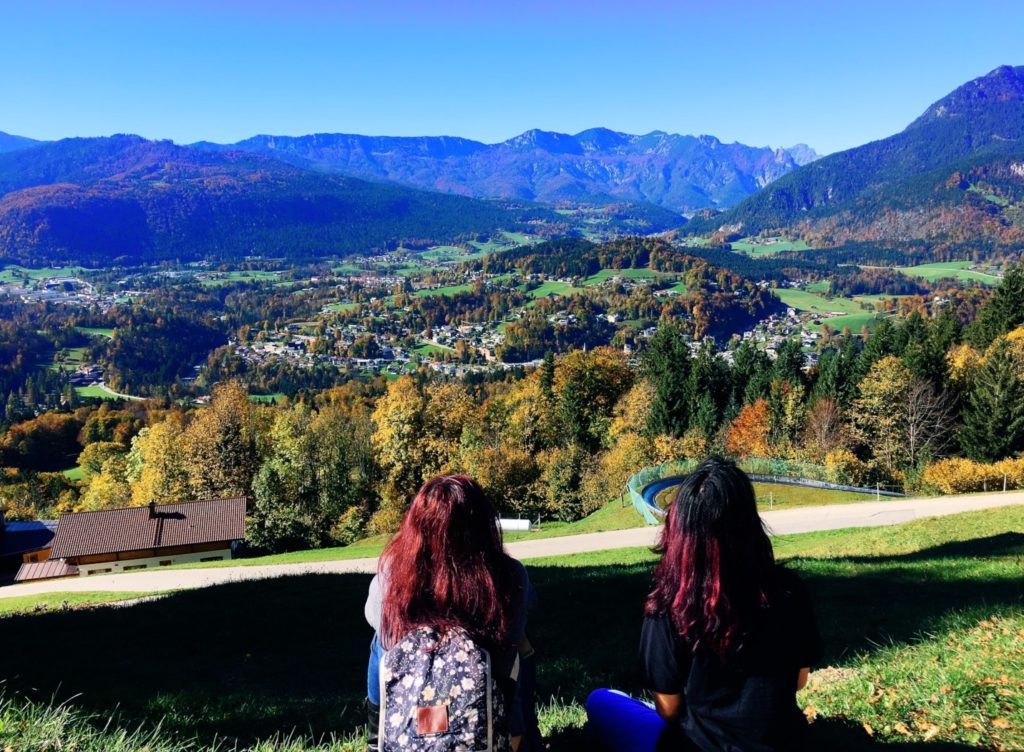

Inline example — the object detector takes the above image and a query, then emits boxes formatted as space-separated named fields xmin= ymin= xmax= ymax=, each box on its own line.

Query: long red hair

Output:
xmin=645 ymin=457 xmax=775 ymax=659
xmin=380 ymin=475 xmax=520 ymax=648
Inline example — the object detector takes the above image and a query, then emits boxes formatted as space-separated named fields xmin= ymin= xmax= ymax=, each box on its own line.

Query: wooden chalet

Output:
xmin=14 ymin=497 xmax=246 ymax=581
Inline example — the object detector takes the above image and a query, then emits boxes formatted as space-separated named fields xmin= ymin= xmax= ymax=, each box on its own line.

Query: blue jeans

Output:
xmin=586 ymin=689 xmax=690 ymax=752
xmin=367 ymin=633 xmax=383 ymax=705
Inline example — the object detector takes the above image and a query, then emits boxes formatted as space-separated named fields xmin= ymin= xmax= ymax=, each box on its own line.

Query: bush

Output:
xmin=920 ymin=457 xmax=1024 ymax=494
xmin=823 ymin=449 xmax=870 ymax=486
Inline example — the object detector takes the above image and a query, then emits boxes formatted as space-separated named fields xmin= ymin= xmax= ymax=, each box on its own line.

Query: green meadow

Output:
xmin=774 ymin=289 xmax=883 ymax=333
xmin=0 ymin=265 xmax=89 ymax=284
xmin=582 ymin=268 xmax=664 ymax=286
xmin=730 ymin=237 xmax=811 ymax=257
xmin=76 ymin=326 xmax=116 ymax=338
xmin=895 ymin=261 xmax=1001 ymax=285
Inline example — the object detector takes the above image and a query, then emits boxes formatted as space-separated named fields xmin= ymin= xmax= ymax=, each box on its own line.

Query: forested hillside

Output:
xmin=0 ymin=136 xmax=552 ymax=265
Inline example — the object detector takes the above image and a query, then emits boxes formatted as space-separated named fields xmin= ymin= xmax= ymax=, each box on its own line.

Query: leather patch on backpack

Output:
xmin=416 ymin=704 xmax=449 ymax=736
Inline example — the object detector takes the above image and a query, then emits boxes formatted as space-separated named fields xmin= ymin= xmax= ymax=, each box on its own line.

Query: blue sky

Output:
xmin=2 ymin=0 xmax=1022 ymax=154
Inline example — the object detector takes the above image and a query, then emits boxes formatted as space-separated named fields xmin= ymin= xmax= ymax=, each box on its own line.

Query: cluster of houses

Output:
xmin=0 ymin=497 xmax=247 ymax=585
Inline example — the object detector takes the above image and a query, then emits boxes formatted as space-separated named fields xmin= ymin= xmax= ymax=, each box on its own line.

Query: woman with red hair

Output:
xmin=364 ymin=475 xmax=535 ymax=751
xmin=587 ymin=457 xmax=822 ymax=751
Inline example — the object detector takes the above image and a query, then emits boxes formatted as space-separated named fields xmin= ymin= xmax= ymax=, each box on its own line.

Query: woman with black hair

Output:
xmin=587 ymin=457 xmax=823 ymax=751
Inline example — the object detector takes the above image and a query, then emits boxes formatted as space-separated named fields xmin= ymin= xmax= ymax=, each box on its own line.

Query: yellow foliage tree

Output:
xmin=128 ymin=417 xmax=190 ymax=505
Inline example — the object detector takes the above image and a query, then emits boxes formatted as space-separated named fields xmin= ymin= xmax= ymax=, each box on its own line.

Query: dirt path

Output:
xmin=1 ymin=492 xmax=1020 ymax=600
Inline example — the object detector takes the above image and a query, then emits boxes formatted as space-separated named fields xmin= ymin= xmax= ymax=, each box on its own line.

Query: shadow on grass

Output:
xmin=830 ymin=531 xmax=1024 ymax=565
xmin=0 ymin=538 xmax=1020 ymax=749
xmin=0 ymin=573 xmax=375 ymax=745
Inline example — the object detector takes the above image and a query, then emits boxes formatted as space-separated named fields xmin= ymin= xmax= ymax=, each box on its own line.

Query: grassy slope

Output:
xmin=0 ymin=591 xmax=149 ymax=616
xmin=896 ymin=261 xmax=1001 ymax=285
xmin=0 ymin=506 xmax=1019 ymax=751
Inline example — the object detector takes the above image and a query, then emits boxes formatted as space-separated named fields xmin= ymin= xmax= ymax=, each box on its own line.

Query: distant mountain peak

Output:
xmin=784 ymin=143 xmax=819 ymax=165
xmin=194 ymin=127 xmax=817 ymax=212
xmin=910 ymin=64 xmax=1024 ymax=127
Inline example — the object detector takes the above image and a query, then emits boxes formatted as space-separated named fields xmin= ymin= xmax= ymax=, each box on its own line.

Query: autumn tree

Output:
xmin=802 ymin=397 xmax=846 ymax=460
xmin=726 ymin=399 xmax=771 ymax=459
xmin=850 ymin=356 xmax=913 ymax=475
xmin=554 ymin=348 xmax=633 ymax=451
xmin=126 ymin=417 xmax=191 ymax=505
xmin=182 ymin=380 xmax=260 ymax=500
xmin=370 ymin=377 xmax=428 ymax=531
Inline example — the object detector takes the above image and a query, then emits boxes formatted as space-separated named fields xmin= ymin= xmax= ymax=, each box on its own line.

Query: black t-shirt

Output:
xmin=639 ymin=567 xmax=823 ymax=752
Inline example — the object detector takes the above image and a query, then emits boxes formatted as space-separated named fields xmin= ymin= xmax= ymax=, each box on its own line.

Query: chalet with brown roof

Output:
xmin=17 ymin=497 xmax=247 ymax=580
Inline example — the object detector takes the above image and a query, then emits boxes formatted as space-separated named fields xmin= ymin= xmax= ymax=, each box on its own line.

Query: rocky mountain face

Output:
xmin=687 ymin=65 xmax=1024 ymax=245
xmin=194 ymin=129 xmax=817 ymax=213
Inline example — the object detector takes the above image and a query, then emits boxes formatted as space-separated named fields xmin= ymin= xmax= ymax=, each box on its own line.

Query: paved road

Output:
xmin=2 ymin=492 xmax=1021 ymax=600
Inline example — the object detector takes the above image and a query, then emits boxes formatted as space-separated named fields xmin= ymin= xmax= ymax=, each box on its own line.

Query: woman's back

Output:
xmin=641 ymin=566 xmax=822 ymax=751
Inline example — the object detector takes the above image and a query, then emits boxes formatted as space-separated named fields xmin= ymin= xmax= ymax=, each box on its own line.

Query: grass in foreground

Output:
xmin=0 ymin=591 xmax=149 ymax=616
xmin=0 ymin=506 xmax=1020 ymax=751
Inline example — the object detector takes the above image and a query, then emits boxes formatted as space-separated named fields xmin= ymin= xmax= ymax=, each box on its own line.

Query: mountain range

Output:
xmin=192 ymin=130 xmax=817 ymax=213
xmin=0 ymin=132 xmax=39 ymax=154
xmin=687 ymin=65 xmax=1024 ymax=248
xmin=0 ymin=135 xmax=556 ymax=266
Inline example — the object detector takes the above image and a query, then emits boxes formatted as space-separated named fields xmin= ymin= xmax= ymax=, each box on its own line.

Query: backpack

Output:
xmin=379 ymin=626 xmax=512 ymax=751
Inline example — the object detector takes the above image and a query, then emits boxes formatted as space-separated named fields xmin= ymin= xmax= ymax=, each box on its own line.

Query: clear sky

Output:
xmin=2 ymin=0 xmax=1022 ymax=155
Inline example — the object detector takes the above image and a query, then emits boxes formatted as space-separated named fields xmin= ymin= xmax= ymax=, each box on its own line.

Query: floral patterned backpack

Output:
xmin=379 ymin=626 xmax=512 ymax=751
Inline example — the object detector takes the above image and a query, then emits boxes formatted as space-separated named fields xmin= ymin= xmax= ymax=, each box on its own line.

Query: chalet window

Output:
xmin=159 ymin=560 xmax=172 ymax=566
xmin=200 ymin=556 xmax=223 ymax=562
xmin=123 ymin=564 xmax=147 ymax=571
xmin=89 ymin=568 xmax=112 ymax=575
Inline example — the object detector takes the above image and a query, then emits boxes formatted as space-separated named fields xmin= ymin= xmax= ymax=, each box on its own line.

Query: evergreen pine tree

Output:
xmin=968 ymin=263 xmax=1024 ymax=347
xmin=644 ymin=323 xmax=691 ymax=438
xmin=960 ymin=342 xmax=1024 ymax=461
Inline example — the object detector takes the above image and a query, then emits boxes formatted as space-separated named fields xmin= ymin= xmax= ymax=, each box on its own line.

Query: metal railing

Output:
xmin=626 ymin=457 xmax=905 ymax=524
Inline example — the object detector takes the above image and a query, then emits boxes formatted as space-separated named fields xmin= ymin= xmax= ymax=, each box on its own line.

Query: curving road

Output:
xmin=1 ymin=492 xmax=1021 ymax=600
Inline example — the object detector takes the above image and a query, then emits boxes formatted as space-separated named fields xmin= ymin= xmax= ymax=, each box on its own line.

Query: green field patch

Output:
xmin=75 ymin=326 xmax=115 ymax=338
xmin=582 ymin=268 xmax=663 ymax=287
xmin=62 ymin=465 xmax=84 ymax=481
xmin=249 ymin=393 xmax=287 ymax=404
xmin=525 ymin=280 xmax=586 ymax=300
xmin=968 ymin=184 xmax=1011 ymax=207
xmin=895 ymin=261 xmax=1001 ymax=285
xmin=413 ymin=343 xmax=455 ymax=357
xmin=0 ymin=265 xmax=89 ymax=285
xmin=805 ymin=280 xmax=830 ymax=293
xmin=412 ymin=282 xmax=475 ymax=298
xmin=774 ymin=289 xmax=865 ymax=315
xmin=73 ymin=385 xmax=117 ymax=400
xmin=810 ymin=312 xmax=880 ymax=334
xmin=198 ymin=270 xmax=282 ymax=287
xmin=731 ymin=236 xmax=811 ymax=256
xmin=324 ymin=302 xmax=360 ymax=313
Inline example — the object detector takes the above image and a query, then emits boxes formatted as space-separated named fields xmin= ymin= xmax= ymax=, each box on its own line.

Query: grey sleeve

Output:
xmin=364 ymin=573 xmax=382 ymax=632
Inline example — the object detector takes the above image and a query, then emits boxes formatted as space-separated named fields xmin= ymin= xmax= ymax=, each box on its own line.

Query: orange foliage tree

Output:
xmin=726 ymin=399 xmax=771 ymax=459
